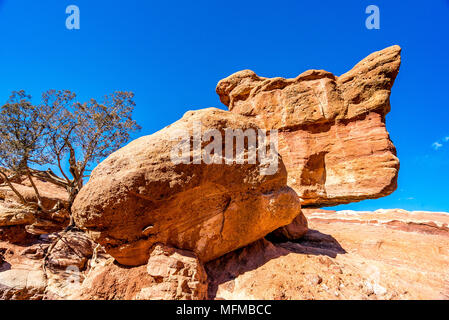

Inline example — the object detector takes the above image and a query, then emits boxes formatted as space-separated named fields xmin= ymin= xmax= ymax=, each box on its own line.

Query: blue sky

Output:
xmin=0 ymin=1 xmax=448 ymax=211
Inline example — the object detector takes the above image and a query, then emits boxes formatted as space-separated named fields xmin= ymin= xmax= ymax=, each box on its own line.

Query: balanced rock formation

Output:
xmin=216 ymin=45 xmax=401 ymax=207
xmin=72 ymin=108 xmax=304 ymax=266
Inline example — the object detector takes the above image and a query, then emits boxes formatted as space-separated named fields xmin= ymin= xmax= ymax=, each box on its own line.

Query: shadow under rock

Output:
xmin=205 ymin=229 xmax=346 ymax=299
xmin=275 ymin=229 xmax=347 ymax=258
xmin=0 ymin=261 xmax=11 ymax=272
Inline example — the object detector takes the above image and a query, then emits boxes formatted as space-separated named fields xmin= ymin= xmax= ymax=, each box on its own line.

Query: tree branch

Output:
xmin=0 ymin=169 xmax=29 ymax=206
xmin=25 ymin=168 xmax=45 ymax=210
xmin=56 ymin=152 xmax=71 ymax=185
xmin=29 ymin=169 xmax=68 ymax=189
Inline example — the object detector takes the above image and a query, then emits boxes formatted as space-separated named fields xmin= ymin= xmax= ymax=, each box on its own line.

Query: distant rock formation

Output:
xmin=304 ymin=208 xmax=449 ymax=237
xmin=217 ymin=45 xmax=401 ymax=207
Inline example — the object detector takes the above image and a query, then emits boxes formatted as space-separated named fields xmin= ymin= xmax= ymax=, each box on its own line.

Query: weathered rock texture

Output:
xmin=0 ymin=231 xmax=110 ymax=300
xmin=206 ymin=209 xmax=449 ymax=300
xmin=0 ymin=177 xmax=70 ymax=242
xmin=216 ymin=45 xmax=401 ymax=207
xmin=139 ymin=244 xmax=208 ymax=300
xmin=304 ymin=208 xmax=449 ymax=237
xmin=68 ymin=261 xmax=155 ymax=300
xmin=43 ymin=231 xmax=106 ymax=300
xmin=70 ymin=243 xmax=208 ymax=300
xmin=2 ymin=209 xmax=448 ymax=300
xmin=72 ymin=108 xmax=303 ymax=266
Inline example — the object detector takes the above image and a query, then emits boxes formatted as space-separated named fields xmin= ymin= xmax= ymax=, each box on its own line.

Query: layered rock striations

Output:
xmin=216 ymin=45 xmax=401 ymax=207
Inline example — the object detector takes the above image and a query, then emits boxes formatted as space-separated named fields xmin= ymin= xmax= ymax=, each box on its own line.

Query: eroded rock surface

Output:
xmin=2 ymin=206 xmax=448 ymax=300
xmin=73 ymin=108 xmax=302 ymax=266
xmin=139 ymin=243 xmax=208 ymax=300
xmin=70 ymin=243 xmax=208 ymax=300
xmin=0 ymin=231 xmax=108 ymax=300
xmin=305 ymin=208 xmax=449 ymax=237
xmin=0 ymin=177 xmax=70 ymax=242
xmin=206 ymin=209 xmax=449 ymax=300
xmin=217 ymin=46 xmax=401 ymax=207
xmin=0 ymin=268 xmax=46 ymax=300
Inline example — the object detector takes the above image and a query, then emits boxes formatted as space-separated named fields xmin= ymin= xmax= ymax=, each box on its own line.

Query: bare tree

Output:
xmin=0 ymin=89 xmax=140 ymax=229
xmin=0 ymin=90 xmax=59 ymax=212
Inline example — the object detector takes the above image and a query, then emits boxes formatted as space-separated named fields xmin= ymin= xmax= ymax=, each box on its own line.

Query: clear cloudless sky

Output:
xmin=0 ymin=0 xmax=448 ymax=211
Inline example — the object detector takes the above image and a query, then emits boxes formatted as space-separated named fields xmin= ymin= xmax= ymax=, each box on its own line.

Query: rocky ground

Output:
xmin=1 ymin=208 xmax=448 ymax=300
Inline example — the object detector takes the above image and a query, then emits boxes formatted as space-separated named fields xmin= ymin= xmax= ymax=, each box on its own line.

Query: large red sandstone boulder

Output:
xmin=216 ymin=45 xmax=401 ymax=207
xmin=72 ymin=108 xmax=304 ymax=266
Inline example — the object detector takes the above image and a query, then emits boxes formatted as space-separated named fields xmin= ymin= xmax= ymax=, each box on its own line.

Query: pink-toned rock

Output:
xmin=0 ymin=177 xmax=70 ymax=239
xmin=45 ymin=231 xmax=95 ymax=271
xmin=0 ymin=241 xmax=47 ymax=300
xmin=217 ymin=46 xmax=401 ymax=207
xmin=268 ymin=212 xmax=308 ymax=241
xmin=70 ymin=243 xmax=208 ymax=300
xmin=304 ymin=208 xmax=449 ymax=237
xmin=69 ymin=262 xmax=155 ymax=300
xmin=0 ymin=232 xmax=109 ymax=300
xmin=0 ymin=269 xmax=47 ymax=300
xmin=139 ymin=243 xmax=208 ymax=300
xmin=206 ymin=209 xmax=449 ymax=300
